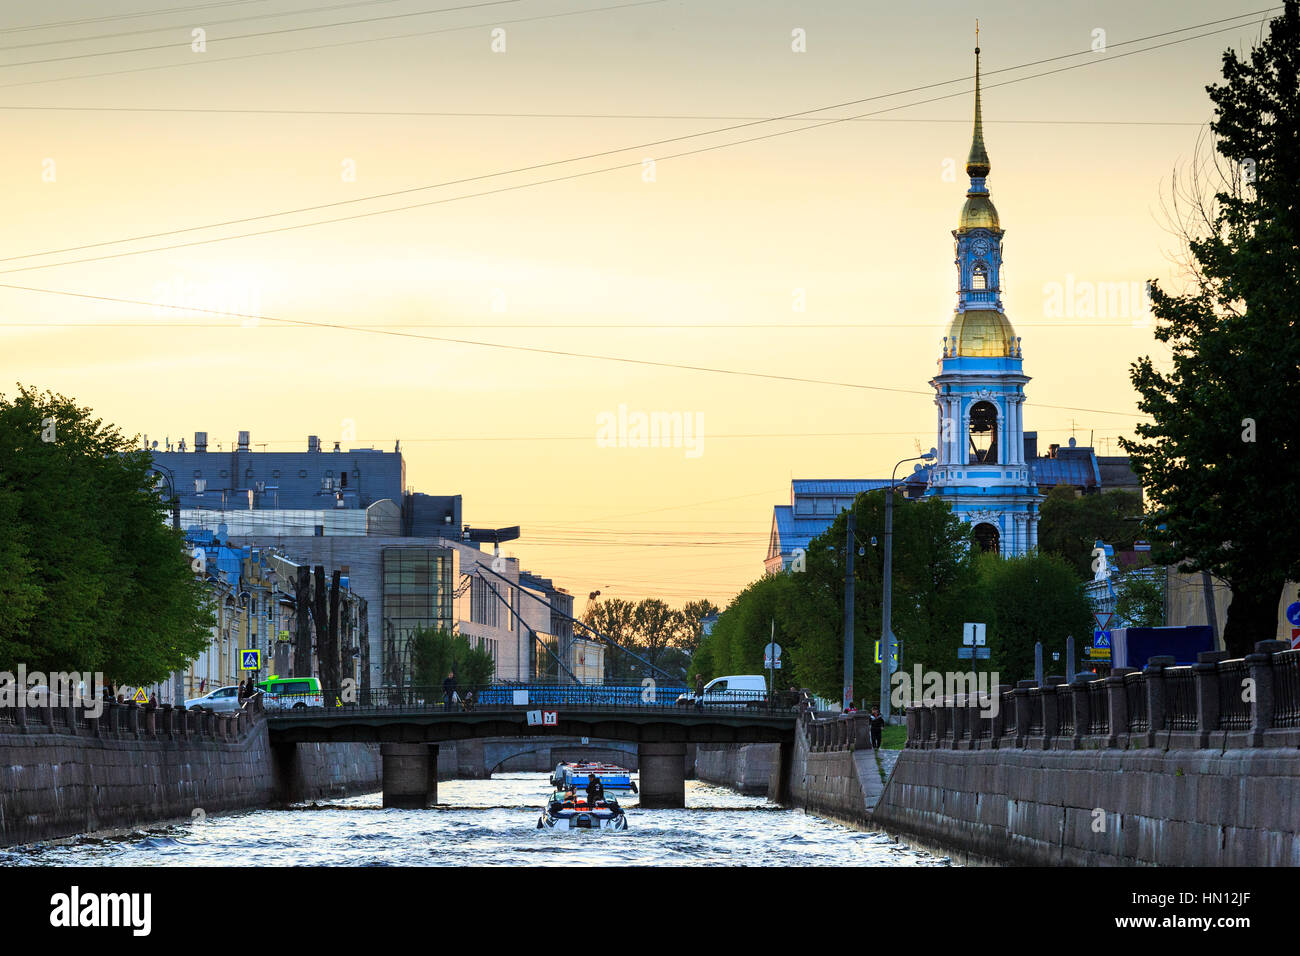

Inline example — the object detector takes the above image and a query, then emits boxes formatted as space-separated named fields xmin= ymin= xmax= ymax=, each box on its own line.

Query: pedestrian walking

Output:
xmin=443 ymin=671 xmax=458 ymax=711
xmin=869 ymin=706 xmax=885 ymax=750
xmin=694 ymin=673 xmax=705 ymax=710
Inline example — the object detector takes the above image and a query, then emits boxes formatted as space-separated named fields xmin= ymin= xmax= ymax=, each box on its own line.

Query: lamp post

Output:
xmin=150 ymin=462 xmax=180 ymax=531
xmin=880 ymin=449 xmax=937 ymax=722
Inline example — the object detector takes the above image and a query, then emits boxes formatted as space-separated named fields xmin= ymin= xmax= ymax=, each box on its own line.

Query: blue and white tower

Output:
xmin=925 ymin=44 xmax=1042 ymax=555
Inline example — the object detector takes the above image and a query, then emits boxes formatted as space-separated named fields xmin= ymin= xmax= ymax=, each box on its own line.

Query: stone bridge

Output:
xmin=268 ymin=704 xmax=794 ymax=808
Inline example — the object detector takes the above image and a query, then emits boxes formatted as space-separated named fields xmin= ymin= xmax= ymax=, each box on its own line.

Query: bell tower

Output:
xmin=925 ymin=36 xmax=1042 ymax=556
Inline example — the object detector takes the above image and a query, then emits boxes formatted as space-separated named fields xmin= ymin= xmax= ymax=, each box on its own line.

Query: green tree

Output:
xmin=974 ymin=552 xmax=1095 ymax=684
xmin=410 ymin=627 xmax=495 ymax=689
xmin=0 ymin=386 xmax=210 ymax=684
xmin=1113 ymin=569 xmax=1166 ymax=628
xmin=1038 ymin=486 xmax=1144 ymax=580
xmin=1121 ymin=3 xmax=1300 ymax=657
xmin=631 ymin=598 xmax=685 ymax=675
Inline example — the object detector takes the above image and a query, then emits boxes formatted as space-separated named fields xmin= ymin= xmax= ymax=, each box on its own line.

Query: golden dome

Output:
xmin=945 ymin=308 xmax=1017 ymax=357
xmin=958 ymin=193 xmax=1000 ymax=231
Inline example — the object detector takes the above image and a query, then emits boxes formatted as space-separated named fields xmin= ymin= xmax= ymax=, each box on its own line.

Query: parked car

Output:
xmin=675 ymin=675 xmax=769 ymax=709
xmin=185 ymin=685 xmax=242 ymax=713
xmin=256 ymin=676 xmax=324 ymax=710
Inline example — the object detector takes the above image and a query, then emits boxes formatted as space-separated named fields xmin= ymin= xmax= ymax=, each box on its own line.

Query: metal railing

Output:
xmin=1217 ymin=660 xmax=1251 ymax=731
xmin=1164 ymin=667 xmax=1197 ymax=731
xmin=1088 ymin=682 xmax=1109 ymax=736
xmin=265 ymin=682 xmax=798 ymax=718
xmin=902 ymin=641 xmax=1300 ymax=750
xmin=1273 ymin=650 xmax=1300 ymax=728
xmin=1125 ymin=672 xmax=1148 ymax=733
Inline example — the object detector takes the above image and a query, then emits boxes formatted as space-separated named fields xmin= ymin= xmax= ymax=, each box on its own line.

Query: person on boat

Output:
xmin=587 ymin=773 xmax=605 ymax=805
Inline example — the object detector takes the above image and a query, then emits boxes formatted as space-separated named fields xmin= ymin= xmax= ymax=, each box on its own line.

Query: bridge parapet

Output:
xmin=902 ymin=641 xmax=1300 ymax=752
xmin=0 ymin=693 xmax=266 ymax=746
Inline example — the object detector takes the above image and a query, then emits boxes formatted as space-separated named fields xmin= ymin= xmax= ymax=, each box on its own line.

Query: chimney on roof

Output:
xmin=195 ymin=431 xmax=208 ymax=453
xmin=238 ymin=430 xmax=250 ymax=450
xmin=308 ymin=435 xmax=320 ymax=453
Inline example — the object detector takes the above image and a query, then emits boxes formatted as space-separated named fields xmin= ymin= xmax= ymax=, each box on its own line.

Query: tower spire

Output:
xmin=966 ymin=24 xmax=990 ymax=187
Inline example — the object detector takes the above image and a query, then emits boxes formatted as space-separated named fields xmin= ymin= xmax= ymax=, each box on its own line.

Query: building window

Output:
xmin=968 ymin=401 xmax=999 ymax=464
xmin=382 ymin=547 xmax=454 ymax=658
xmin=972 ymin=263 xmax=988 ymax=290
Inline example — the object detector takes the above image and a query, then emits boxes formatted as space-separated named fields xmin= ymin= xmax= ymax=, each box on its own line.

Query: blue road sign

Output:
xmin=1093 ymin=630 xmax=1112 ymax=649
xmin=1286 ymin=602 xmax=1300 ymax=627
xmin=958 ymin=647 xmax=991 ymax=660
xmin=239 ymin=650 xmax=261 ymax=671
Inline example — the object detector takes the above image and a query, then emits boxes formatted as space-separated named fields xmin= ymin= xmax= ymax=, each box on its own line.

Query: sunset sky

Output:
xmin=0 ymin=0 xmax=1275 ymax=611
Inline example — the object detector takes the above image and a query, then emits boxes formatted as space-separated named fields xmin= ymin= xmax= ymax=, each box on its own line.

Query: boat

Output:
xmin=537 ymin=792 xmax=628 ymax=830
xmin=550 ymin=761 xmax=638 ymax=793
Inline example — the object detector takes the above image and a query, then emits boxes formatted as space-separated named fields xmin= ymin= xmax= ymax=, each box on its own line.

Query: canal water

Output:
xmin=1 ymin=773 xmax=947 ymax=867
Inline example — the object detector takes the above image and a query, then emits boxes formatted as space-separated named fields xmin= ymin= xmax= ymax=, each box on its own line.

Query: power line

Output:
xmin=0 ymin=0 xmax=668 ymax=91
xmin=0 ymin=275 xmax=1150 ymax=418
xmin=0 ymin=0 xmax=446 ymax=52
xmin=0 ymin=0 xmax=268 ymax=35
xmin=0 ymin=11 xmax=1270 ymax=273
xmin=0 ymin=0 xmax=524 ymax=68
xmin=0 ymin=320 xmax=1168 ymax=329
xmin=0 ymin=104 xmax=1211 ymax=126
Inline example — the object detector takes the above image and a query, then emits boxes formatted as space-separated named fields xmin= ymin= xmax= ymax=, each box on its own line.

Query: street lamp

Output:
xmin=880 ymin=449 xmax=937 ymax=722
xmin=150 ymin=462 xmax=180 ymax=531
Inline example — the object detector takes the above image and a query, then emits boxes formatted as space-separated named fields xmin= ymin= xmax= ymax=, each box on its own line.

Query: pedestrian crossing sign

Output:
xmin=240 ymin=650 xmax=261 ymax=671
xmin=131 ymin=688 xmax=148 ymax=704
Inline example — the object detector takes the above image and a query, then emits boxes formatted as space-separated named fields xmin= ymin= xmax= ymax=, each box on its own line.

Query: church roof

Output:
xmin=944 ymin=308 xmax=1017 ymax=358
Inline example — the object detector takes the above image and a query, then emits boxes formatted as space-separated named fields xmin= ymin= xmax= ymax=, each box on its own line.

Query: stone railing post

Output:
xmin=1070 ymin=675 xmax=1090 ymax=748
xmin=64 ymin=701 xmax=80 ymax=735
xmin=1144 ymin=655 xmax=1174 ymax=747
xmin=905 ymin=707 xmax=919 ymax=746
xmin=1247 ymin=640 xmax=1289 ymax=746
xmin=934 ymin=702 xmax=950 ymax=745
xmin=125 ymin=702 xmax=140 ymax=736
xmin=14 ymin=699 xmax=27 ymax=731
xmin=1013 ymin=680 xmax=1034 ymax=748
xmin=1106 ymin=668 xmax=1136 ymax=748
xmin=1194 ymin=650 xmax=1229 ymax=748
xmin=1042 ymin=677 xmax=1063 ymax=746
xmin=920 ymin=705 xmax=934 ymax=747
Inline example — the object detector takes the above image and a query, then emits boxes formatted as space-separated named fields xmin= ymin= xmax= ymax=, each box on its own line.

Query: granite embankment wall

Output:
xmin=0 ymin=699 xmax=379 ymax=848
xmin=695 ymin=711 xmax=886 ymax=825
xmin=695 ymin=643 xmax=1300 ymax=866
xmin=871 ymin=641 xmax=1300 ymax=865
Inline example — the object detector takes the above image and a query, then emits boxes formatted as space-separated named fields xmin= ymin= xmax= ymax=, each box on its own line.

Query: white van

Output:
xmin=676 ymin=675 xmax=769 ymax=709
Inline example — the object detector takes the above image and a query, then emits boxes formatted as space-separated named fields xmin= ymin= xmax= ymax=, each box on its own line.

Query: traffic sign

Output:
xmin=764 ymin=658 xmax=783 ymax=669
xmin=1292 ymin=628 xmax=1300 ymax=650
xmin=1286 ymin=602 xmax=1300 ymax=627
xmin=526 ymin=709 xmax=542 ymax=726
xmin=1093 ymin=611 xmax=1113 ymax=631
xmin=542 ymin=710 xmax=558 ymax=726
xmin=962 ymin=623 xmax=986 ymax=646
xmin=131 ymin=688 xmax=148 ymax=704
xmin=1093 ymin=630 xmax=1112 ymax=648
xmin=957 ymin=647 xmax=991 ymax=660
xmin=239 ymin=649 xmax=261 ymax=671
xmin=764 ymin=642 xmax=782 ymax=661
xmin=874 ymin=640 xmax=899 ymax=666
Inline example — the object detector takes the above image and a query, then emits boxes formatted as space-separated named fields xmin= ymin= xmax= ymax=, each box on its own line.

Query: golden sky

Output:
xmin=0 ymin=0 xmax=1272 ymax=610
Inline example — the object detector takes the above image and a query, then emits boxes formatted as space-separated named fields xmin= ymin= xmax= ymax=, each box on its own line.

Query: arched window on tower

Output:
xmin=971 ymin=263 xmax=988 ymax=290
xmin=968 ymin=401 xmax=999 ymax=464
xmin=973 ymin=522 xmax=1000 ymax=554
